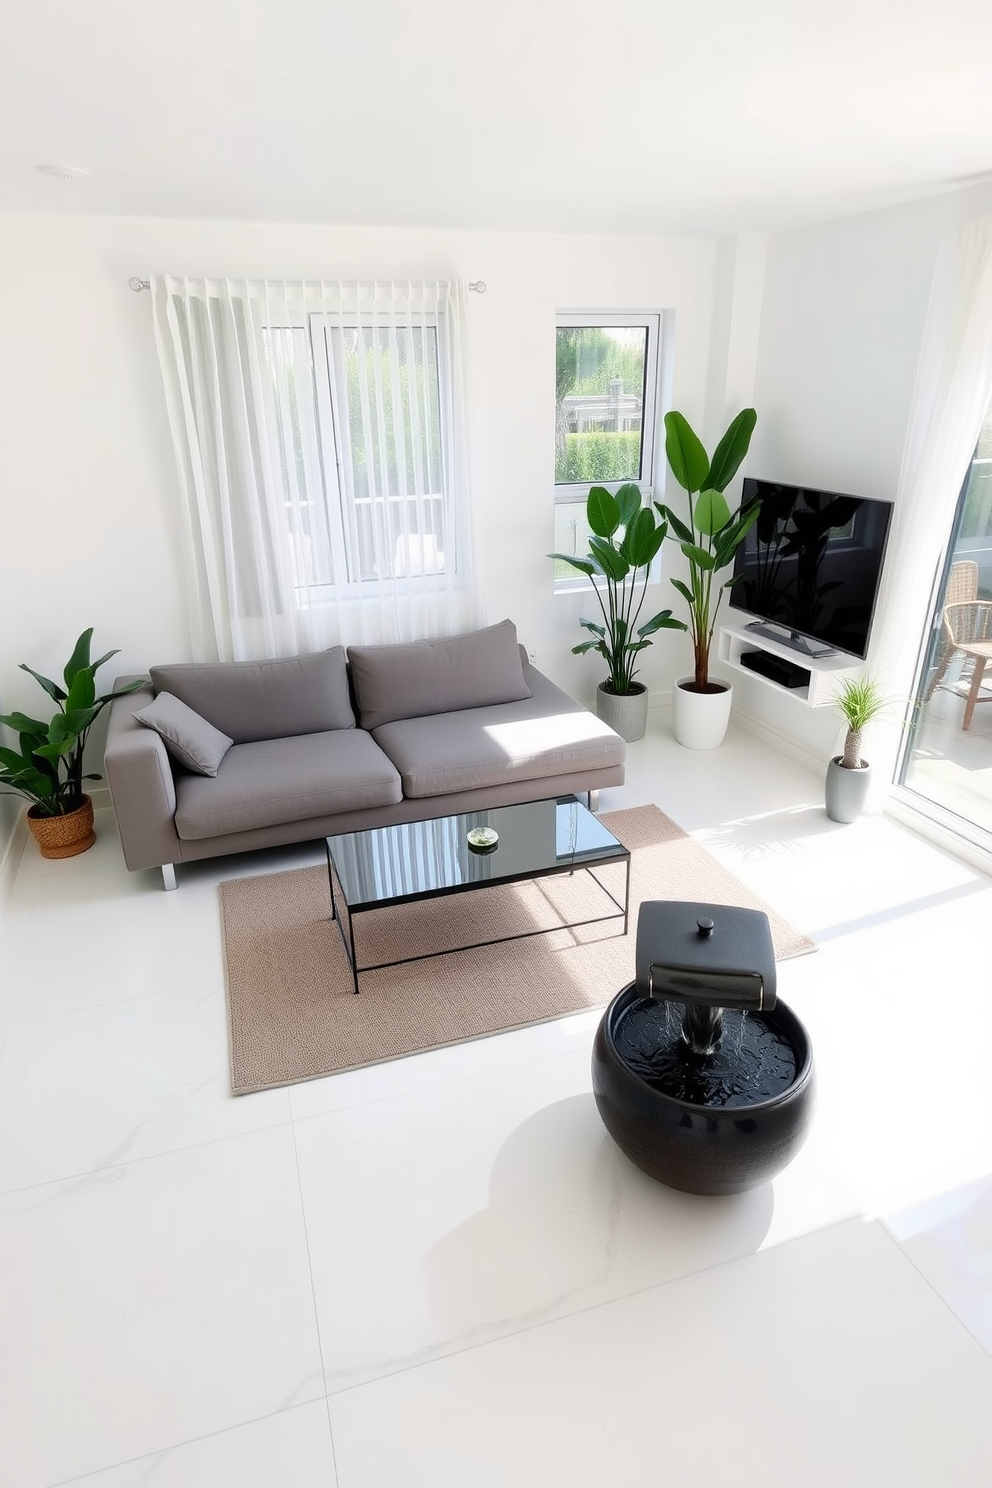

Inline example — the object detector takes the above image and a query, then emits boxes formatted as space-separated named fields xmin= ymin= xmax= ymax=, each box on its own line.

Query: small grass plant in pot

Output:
xmin=0 ymin=629 xmax=145 ymax=858
xmin=549 ymin=482 xmax=685 ymax=742
xmin=825 ymin=675 xmax=887 ymax=823
xmin=657 ymin=408 xmax=759 ymax=749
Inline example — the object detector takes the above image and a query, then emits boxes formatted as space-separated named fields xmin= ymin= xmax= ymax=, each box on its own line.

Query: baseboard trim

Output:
xmin=728 ymin=705 xmax=827 ymax=777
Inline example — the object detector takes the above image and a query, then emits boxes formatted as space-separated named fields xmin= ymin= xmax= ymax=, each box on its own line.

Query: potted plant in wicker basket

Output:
xmin=549 ymin=482 xmax=685 ymax=741
xmin=825 ymin=676 xmax=888 ymax=823
xmin=0 ymin=629 xmax=145 ymax=858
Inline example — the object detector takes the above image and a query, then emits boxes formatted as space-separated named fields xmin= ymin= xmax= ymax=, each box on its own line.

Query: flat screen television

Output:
xmin=728 ymin=479 xmax=893 ymax=660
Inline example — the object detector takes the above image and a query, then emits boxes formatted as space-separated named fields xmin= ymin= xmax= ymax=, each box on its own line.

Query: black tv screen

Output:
xmin=729 ymin=479 xmax=893 ymax=660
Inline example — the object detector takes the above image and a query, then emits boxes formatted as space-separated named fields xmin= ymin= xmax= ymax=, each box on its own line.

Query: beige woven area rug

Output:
xmin=220 ymin=804 xmax=816 ymax=1095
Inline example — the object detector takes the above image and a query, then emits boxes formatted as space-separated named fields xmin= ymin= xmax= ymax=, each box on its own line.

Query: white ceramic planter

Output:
xmin=596 ymin=682 xmax=649 ymax=743
xmin=672 ymin=676 xmax=733 ymax=750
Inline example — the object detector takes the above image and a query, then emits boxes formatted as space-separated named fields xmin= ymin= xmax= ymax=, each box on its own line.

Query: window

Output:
xmin=554 ymin=313 xmax=662 ymax=584
xmin=151 ymin=275 xmax=477 ymax=662
xmin=898 ymin=401 xmax=992 ymax=842
xmin=263 ymin=310 xmax=451 ymax=596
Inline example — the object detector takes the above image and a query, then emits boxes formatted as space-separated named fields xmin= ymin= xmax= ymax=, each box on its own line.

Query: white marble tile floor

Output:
xmin=1 ymin=707 xmax=990 ymax=1487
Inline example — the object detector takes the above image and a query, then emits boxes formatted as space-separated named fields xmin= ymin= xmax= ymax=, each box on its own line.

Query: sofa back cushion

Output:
xmin=150 ymin=648 xmax=355 ymax=744
xmin=348 ymin=620 xmax=531 ymax=731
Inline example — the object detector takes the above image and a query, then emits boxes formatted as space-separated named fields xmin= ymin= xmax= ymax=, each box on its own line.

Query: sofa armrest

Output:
xmin=104 ymin=677 xmax=183 ymax=872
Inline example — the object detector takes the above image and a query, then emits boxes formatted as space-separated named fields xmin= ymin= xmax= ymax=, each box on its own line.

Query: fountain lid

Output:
xmin=634 ymin=900 xmax=777 ymax=1012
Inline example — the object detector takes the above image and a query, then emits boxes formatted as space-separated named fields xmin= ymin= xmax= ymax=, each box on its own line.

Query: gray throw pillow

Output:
xmin=348 ymin=620 xmax=532 ymax=731
xmin=133 ymin=691 xmax=234 ymax=777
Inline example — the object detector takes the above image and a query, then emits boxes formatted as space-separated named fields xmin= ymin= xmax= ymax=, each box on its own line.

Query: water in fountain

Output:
xmin=613 ymin=997 xmax=798 ymax=1107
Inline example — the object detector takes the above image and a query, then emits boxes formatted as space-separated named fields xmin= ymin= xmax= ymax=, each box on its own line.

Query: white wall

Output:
xmin=0 ymin=212 xmax=722 ymax=869
xmin=5 ymin=187 xmax=992 ymax=878
xmin=739 ymin=184 xmax=992 ymax=766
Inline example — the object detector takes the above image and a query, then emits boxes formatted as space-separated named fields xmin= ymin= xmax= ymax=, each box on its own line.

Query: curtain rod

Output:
xmin=129 ymin=277 xmax=487 ymax=293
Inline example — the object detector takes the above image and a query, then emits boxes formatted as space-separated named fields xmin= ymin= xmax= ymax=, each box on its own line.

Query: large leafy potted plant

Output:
xmin=0 ymin=629 xmax=145 ymax=858
xmin=549 ymin=482 xmax=684 ymax=741
xmin=825 ymin=676 xmax=887 ymax=822
xmin=657 ymin=407 xmax=759 ymax=749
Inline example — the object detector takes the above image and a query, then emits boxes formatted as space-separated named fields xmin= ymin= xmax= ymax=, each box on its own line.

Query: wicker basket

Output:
xmin=26 ymin=796 xmax=96 ymax=859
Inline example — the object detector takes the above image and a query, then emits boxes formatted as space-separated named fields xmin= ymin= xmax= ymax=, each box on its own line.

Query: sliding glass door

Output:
xmin=898 ymin=403 xmax=992 ymax=840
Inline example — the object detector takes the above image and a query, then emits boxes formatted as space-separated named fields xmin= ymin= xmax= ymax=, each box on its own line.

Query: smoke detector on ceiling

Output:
xmin=37 ymin=164 xmax=89 ymax=180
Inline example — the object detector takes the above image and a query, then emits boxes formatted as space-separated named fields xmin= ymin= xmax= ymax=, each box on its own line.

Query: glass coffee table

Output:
xmin=325 ymin=794 xmax=630 ymax=993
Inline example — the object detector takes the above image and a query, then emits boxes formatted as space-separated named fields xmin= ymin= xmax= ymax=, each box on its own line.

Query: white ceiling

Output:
xmin=4 ymin=0 xmax=992 ymax=236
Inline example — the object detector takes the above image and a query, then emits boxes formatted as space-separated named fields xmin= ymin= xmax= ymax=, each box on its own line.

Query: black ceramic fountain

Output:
xmin=591 ymin=900 xmax=814 ymax=1196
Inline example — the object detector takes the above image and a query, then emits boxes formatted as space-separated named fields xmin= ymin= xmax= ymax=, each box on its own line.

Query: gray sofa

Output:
xmin=104 ymin=620 xmax=626 ymax=888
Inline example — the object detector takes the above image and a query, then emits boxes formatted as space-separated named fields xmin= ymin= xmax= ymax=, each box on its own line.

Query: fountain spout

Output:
xmin=634 ymin=901 xmax=778 ymax=1058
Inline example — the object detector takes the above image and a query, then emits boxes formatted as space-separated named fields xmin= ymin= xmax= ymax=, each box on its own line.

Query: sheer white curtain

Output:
xmin=151 ymin=276 xmax=481 ymax=661
xmin=867 ymin=216 xmax=992 ymax=795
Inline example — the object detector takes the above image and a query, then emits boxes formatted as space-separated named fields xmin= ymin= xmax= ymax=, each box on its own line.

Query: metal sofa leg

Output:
xmin=588 ymin=789 xmax=600 ymax=813
xmin=161 ymin=863 xmax=178 ymax=891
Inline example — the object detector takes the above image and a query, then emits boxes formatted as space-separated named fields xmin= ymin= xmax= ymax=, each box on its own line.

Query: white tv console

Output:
xmin=717 ymin=615 xmax=862 ymax=708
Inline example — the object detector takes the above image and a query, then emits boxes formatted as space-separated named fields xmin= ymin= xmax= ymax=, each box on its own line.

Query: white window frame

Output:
xmin=262 ymin=304 xmax=458 ymax=604
xmin=555 ymin=311 xmax=662 ymax=501
xmin=554 ymin=310 xmax=666 ymax=593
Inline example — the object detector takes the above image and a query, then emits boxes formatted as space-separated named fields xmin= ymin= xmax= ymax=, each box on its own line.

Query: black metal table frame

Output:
xmin=325 ymin=831 xmax=631 ymax=995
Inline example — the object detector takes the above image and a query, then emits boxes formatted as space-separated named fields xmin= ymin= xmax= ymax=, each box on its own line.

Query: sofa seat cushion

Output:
xmin=348 ymin=620 xmax=531 ymax=731
xmin=173 ymin=730 xmax=402 ymax=841
xmin=372 ymin=694 xmax=625 ymax=800
xmin=151 ymin=648 xmax=356 ymax=744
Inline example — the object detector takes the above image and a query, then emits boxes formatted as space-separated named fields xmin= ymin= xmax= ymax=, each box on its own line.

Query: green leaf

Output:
xmin=639 ymin=521 xmax=667 ymax=568
xmin=571 ymin=640 xmax=599 ymax=656
xmin=20 ymin=735 xmax=54 ymax=770
xmin=34 ymin=739 xmax=74 ymax=762
xmin=17 ymin=664 xmax=66 ymax=704
xmin=694 ymin=489 xmax=732 ymax=536
xmin=614 ymin=483 xmax=642 ymax=530
xmin=49 ymin=706 xmax=100 ymax=744
xmin=712 ymin=503 xmax=762 ymax=569
xmin=657 ymin=504 xmax=694 ymax=546
xmin=587 ymin=486 xmax=620 ymax=539
xmin=0 ymin=746 xmax=35 ymax=773
xmin=588 ymin=536 xmax=629 ymax=582
xmin=0 ymin=711 xmax=48 ymax=738
xmin=66 ymin=668 xmax=97 ymax=712
xmin=89 ymin=648 xmax=120 ymax=675
xmin=577 ymin=619 xmax=606 ymax=639
xmin=620 ymin=507 xmax=663 ymax=568
xmin=63 ymin=629 xmax=94 ymax=689
xmin=705 ymin=408 xmax=757 ymax=492
xmin=670 ymin=578 xmax=695 ymax=605
xmin=682 ymin=542 xmax=716 ymax=572
xmin=638 ymin=610 xmax=686 ymax=637
xmin=549 ymin=553 xmax=596 ymax=578
xmin=97 ymin=678 xmax=147 ymax=703
xmin=664 ymin=411 xmax=709 ymax=494
xmin=0 ymin=765 xmax=56 ymax=799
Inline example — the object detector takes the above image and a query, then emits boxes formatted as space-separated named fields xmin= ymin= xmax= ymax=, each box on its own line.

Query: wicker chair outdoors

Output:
xmin=928 ymin=599 xmax=992 ymax=729
xmin=925 ymin=559 xmax=980 ymax=701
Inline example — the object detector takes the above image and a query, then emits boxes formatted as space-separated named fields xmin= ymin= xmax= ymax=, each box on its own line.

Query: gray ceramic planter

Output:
xmin=825 ymin=757 xmax=871 ymax=822
xmin=596 ymin=682 xmax=649 ymax=743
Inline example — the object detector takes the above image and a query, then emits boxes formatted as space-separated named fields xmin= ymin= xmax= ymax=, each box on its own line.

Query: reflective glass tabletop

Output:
xmin=326 ymin=794 xmax=627 ymax=911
